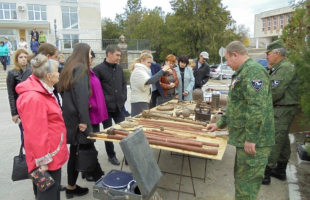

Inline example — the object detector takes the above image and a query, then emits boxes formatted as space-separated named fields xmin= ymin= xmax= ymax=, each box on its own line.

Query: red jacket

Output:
xmin=159 ymin=67 xmax=179 ymax=97
xmin=16 ymin=75 xmax=69 ymax=172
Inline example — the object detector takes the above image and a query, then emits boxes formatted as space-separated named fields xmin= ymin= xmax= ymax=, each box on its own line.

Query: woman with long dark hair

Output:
xmin=58 ymin=43 xmax=104 ymax=198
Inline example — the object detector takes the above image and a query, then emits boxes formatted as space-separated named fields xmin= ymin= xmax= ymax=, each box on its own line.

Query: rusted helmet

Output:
xmin=192 ymin=89 xmax=203 ymax=101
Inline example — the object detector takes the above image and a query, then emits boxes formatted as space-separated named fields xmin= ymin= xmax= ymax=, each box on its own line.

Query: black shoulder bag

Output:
xmin=75 ymin=126 xmax=98 ymax=172
xmin=11 ymin=140 xmax=29 ymax=181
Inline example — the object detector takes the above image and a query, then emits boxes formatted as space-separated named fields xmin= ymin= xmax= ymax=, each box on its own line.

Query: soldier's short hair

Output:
xmin=226 ymin=41 xmax=247 ymax=56
xmin=106 ymin=45 xmax=121 ymax=57
xmin=272 ymin=48 xmax=286 ymax=57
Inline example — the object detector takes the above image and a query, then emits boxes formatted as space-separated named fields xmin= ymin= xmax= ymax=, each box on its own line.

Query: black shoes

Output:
xmin=108 ymin=157 xmax=120 ymax=165
xmin=66 ymin=185 xmax=89 ymax=199
xmin=262 ymin=166 xmax=272 ymax=185
xmin=60 ymin=185 xmax=66 ymax=191
xmin=270 ymin=162 xmax=287 ymax=181
xmin=82 ymin=172 xmax=95 ymax=182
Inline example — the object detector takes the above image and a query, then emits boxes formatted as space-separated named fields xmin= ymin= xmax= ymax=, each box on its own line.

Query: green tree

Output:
xmin=281 ymin=0 xmax=310 ymax=120
xmin=123 ymin=0 xmax=144 ymax=38
xmin=101 ymin=18 xmax=122 ymax=39
xmin=236 ymin=24 xmax=251 ymax=47
xmin=131 ymin=7 xmax=165 ymax=61
xmin=160 ymin=0 xmax=239 ymax=63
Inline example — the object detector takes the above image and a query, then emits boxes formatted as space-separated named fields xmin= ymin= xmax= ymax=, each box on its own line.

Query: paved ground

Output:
xmin=0 ymin=67 xmax=298 ymax=200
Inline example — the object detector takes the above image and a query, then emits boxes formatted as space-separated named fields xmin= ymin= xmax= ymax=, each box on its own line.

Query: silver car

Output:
xmin=210 ymin=63 xmax=234 ymax=79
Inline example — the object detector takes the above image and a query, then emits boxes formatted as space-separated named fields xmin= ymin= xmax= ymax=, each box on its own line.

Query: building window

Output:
xmin=62 ymin=7 xmax=78 ymax=29
xmin=262 ymin=19 xmax=265 ymax=32
xmin=0 ymin=3 xmax=17 ymax=20
xmin=28 ymin=5 xmax=47 ymax=21
xmin=63 ymin=34 xmax=79 ymax=49
xmin=287 ymin=14 xmax=290 ymax=24
xmin=280 ymin=15 xmax=284 ymax=29
xmin=268 ymin=17 xmax=271 ymax=31
xmin=274 ymin=16 xmax=277 ymax=30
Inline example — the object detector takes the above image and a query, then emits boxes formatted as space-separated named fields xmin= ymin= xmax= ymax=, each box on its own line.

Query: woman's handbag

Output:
xmin=11 ymin=140 xmax=29 ymax=181
xmin=75 ymin=143 xmax=98 ymax=172
xmin=29 ymin=168 xmax=55 ymax=192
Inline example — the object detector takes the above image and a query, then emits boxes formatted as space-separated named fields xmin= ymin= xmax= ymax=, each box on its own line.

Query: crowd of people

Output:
xmin=0 ymin=29 xmax=47 ymax=71
xmin=5 ymin=38 xmax=297 ymax=200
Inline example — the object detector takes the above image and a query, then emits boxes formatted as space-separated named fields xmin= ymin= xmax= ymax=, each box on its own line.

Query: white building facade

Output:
xmin=254 ymin=7 xmax=294 ymax=48
xmin=0 ymin=0 xmax=101 ymax=51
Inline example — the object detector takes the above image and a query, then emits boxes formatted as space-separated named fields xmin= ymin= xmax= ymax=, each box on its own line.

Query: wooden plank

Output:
xmin=90 ymin=100 xmax=228 ymax=160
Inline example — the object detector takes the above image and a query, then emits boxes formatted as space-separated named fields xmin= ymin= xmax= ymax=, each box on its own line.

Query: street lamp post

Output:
xmin=54 ymin=19 xmax=58 ymax=49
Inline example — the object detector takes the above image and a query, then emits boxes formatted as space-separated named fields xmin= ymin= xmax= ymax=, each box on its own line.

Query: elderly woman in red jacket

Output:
xmin=16 ymin=54 xmax=69 ymax=200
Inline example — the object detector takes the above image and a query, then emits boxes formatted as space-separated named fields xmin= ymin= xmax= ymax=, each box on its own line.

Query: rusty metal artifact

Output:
xmin=192 ymin=89 xmax=203 ymax=101
xmin=156 ymin=104 xmax=175 ymax=111
xmin=141 ymin=110 xmax=207 ymax=126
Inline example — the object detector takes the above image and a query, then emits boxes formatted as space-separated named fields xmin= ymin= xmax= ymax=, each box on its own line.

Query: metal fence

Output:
xmin=57 ymin=39 xmax=151 ymax=51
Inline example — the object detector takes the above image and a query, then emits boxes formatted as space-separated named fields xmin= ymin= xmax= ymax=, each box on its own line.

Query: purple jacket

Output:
xmin=89 ymin=70 xmax=108 ymax=124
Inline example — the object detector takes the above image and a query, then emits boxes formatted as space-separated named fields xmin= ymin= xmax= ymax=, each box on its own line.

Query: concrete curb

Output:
xmin=288 ymin=134 xmax=302 ymax=200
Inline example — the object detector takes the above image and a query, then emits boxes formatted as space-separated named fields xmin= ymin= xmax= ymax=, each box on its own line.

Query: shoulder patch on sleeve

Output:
xmin=272 ymin=80 xmax=280 ymax=87
xmin=250 ymin=79 xmax=263 ymax=91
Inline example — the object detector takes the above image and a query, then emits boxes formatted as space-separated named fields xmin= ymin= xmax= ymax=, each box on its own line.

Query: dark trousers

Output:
xmin=36 ymin=168 xmax=61 ymax=200
xmin=0 ymin=56 xmax=7 ymax=70
xmin=151 ymin=89 xmax=161 ymax=108
xmin=19 ymin=122 xmax=23 ymax=142
xmin=102 ymin=109 xmax=125 ymax=158
xmin=67 ymin=142 xmax=104 ymax=185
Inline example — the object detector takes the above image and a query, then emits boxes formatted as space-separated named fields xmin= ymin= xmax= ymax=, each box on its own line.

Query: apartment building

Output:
xmin=0 ymin=0 xmax=101 ymax=51
xmin=254 ymin=6 xmax=294 ymax=48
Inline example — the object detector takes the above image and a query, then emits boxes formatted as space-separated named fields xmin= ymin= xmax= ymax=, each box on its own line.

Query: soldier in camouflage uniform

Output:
xmin=262 ymin=40 xmax=298 ymax=185
xmin=207 ymin=41 xmax=275 ymax=200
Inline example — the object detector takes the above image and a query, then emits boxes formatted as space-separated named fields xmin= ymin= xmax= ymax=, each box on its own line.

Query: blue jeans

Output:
xmin=7 ymin=55 xmax=10 ymax=65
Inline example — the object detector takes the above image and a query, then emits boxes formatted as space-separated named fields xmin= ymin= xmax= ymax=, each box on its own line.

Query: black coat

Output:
xmin=30 ymin=31 xmax=39 ymax=41
xmin=193 ymin=60 xmax=210 ymax=89
xmin=93 ymin=59 xmax=127 ymax=113
xmin=6 ymin=67 xmax=31 ymax=116
xmin=61 ymin=65 xmax=93 ymax=145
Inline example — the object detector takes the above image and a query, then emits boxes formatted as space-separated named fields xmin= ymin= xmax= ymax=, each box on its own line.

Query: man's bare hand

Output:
xmin=206 ymin=123 xmax=218 ymax=132
xmin=244 ymin=141 xmax=257 ymax=155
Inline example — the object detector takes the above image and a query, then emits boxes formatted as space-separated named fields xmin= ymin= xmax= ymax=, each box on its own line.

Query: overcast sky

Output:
xmin=100 ymin=0 xmax=292 ymax=37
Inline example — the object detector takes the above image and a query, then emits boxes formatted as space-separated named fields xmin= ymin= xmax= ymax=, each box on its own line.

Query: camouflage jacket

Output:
xmin=216 ymin=58 xmax=275 ymax=147
xmin=269 ymin=58 xmax=298 ymax=106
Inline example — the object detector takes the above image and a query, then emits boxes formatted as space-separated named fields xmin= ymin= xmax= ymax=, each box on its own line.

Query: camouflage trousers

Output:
xmin=234 ymin=146 xmax=272 ymax=200
xmin=267 ymin=106 xmax=296 ymax=168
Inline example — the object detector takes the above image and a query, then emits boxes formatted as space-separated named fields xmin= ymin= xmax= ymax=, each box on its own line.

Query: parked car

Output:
xmin=210 ymin=63 xmax=234 ymax=79
xmin=258 ymin=59 xmax=269 ymax=70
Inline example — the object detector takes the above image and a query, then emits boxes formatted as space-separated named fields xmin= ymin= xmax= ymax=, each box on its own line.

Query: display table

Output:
xmin=89 ymin=100 xmax=228 ymax=199
xmin=89 ymin=100 xmax=228 ymax=160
